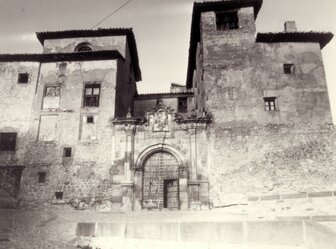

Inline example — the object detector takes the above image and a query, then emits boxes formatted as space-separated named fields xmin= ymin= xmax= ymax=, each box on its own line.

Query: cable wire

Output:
xmin=91 ymin=0 xmax=133 ymax=29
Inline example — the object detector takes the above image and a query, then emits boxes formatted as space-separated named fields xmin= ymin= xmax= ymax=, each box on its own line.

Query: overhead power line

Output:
xmin=91 ymin=0 xmax=133 ymax=29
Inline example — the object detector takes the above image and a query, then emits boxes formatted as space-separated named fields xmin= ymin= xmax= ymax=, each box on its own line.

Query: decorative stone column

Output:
xmin=112 ymin=117 xmax=145 ymax=211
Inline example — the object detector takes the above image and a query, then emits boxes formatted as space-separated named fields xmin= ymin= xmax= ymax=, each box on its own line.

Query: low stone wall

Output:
xmin=2 ymin=209 xmax=336 ymax=249
xmin=247 ymin=190 xmax=336 ymax=218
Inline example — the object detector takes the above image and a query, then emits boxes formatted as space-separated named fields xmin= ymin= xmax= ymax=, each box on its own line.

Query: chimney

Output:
xmin=284 ymin=21 xmax=297 ymax=32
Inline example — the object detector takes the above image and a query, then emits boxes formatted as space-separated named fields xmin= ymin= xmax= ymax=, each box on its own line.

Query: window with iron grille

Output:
xmin=264 ymin=97 xmax=277 ymax=111
xmin=84 ymin=84 xmax=101 ymax=107
xmin=178 ymin=97 xmax=188 ymax=113
xmin=0 ymin=132 xmax=17 ymax=151
xmin=216 ymin=11 xmax=239 ymax=30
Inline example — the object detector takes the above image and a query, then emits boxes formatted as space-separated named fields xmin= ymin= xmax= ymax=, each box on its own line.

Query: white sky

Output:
xmin=0 ymin=0 xmax=335 ymax=122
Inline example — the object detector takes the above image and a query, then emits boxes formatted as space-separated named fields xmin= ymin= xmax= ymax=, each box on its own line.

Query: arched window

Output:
xmin=75 ymin=42 xmax=93 ymax=52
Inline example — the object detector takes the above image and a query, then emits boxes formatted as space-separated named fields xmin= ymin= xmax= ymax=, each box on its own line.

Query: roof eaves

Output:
xmin=0 ymin=50 xmax=124 ymax=62
xmin=256 ymin=32 xmax=334 ymax=49
xmin=35 ymin=28 xmax=133 ymax=44
xmin=35 ymin=28 xmax=141 ymax=81
xmin=135 ymin=92 xmax=194 ymax=100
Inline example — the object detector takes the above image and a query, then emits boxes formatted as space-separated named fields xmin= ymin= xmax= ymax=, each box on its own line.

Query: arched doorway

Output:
xmin=142 ymin=151 xmax=180 ymax=209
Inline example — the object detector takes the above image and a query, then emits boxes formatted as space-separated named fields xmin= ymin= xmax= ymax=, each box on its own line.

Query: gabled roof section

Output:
xmin=256 ymin=32 xmax=333 ymax=49
xmin=0 ymin=50 xmax=123 ymax=62
xmin=186 ymin=0 xmax=263 ymax=88
xmin=36 ymin=28 xmax=141 ymax=81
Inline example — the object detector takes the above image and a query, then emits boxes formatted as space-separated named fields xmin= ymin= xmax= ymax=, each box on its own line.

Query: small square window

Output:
xmin=55 ymin=191 xmax=63 ymax=200
xmin=264 ymin=97 xmax=277 ymax=111
xmin=87 ymin=116 xmax=94 ymax=124
xmin=283 ymin=64 xmax=294 ymax=74
xmin=0 ymin=132 xmax=17 ymax=151
xmin=38 ymin=172 xmax=46 ymax=183
xmin=63 ymin=147 xmax=72 ymax=157
xmin=18 ymin=73 xmax=29 ymax=84
xmin=216 ymin=11 xmax=239 ymax=30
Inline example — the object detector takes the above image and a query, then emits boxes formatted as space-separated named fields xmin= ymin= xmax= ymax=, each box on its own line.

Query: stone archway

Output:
xmin=134 ymin=144 xmax=188 ymax=210
xmin=142 ymin=151 xmax=180 ymax=209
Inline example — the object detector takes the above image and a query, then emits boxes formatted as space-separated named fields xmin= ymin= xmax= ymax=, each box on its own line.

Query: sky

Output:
xmin=0 ymin=0 xmax=335 ymax=121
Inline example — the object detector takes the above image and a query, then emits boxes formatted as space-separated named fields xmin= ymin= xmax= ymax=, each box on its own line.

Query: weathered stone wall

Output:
xmin=43 ymin=36 xmax=127 ymax=57
xmin=194 ymin=6 xmax=335 ymax=207
xmin=0 ymin=62 xmax=39 ymax=167
xmin=133 ymin=96 xmax=195 ymax=117
xmin=19 ymin=59 xmax=120 ymax=209
xmin=134 ymin=98 xmax=179 ymax=116
xmin=199 ymin=7 xmax=332 ymax=126
xmin=207 ymin=124 xmax=336 ymax=206
xmin=115 ymin=41 xmax=137 ymax=117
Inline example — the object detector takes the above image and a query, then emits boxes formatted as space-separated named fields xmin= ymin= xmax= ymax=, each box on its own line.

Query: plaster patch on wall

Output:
xmin=38 ymin=115 xmax=58 ymax=141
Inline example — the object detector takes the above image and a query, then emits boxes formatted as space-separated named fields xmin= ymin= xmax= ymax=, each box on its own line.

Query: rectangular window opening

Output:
xmin=178 ymin=97 xmax=188 ymax=113
xmin=216 ymin=11 xmax=239 ymax=30
xmin=264 ymin=97 xmax=277 ymax=111
xmin=55 ymin=191 xmax=63 ymax=200
xmin=84 ymin=84 xmax=101 ymax=107
xmin=283 ymin=64 xmax=294 ymax=74
xmin=38 ymin=172 xmax=46 ymax=183
xmin=18 ymin=73 xmax=29 ymax=84
xmin=45 ymin=86 xmax=61 ymax=97
xmin=63 ymin=147 xmax=72 ymax=158
xmin=0 ymin=132 xmax=17 ymax=151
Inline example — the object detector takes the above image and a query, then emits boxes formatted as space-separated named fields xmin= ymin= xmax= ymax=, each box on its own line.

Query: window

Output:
xmin=84 ymin=84 xmax=101 ymax=107
xmin=18 ymin=73 xmax=29 ymax=84
xmin=45 ymin=86 xmax=61 ymax=97
xmin=86 ymin=116 xmax=94 ymax=124
xmin=38 ymin=172 xmax=46 ymax=183
xmin=283 ymin=64 xmax=294 ymax=74
xmin=43 ymin=86 xmax=61 ymax=109
xmin=55 ymin=191 xmax=63 ymax=200
xmin=178 ymin=97 xmax=188 ymax=113
xmin=63 ymin=147 xmax=72 ymax=157
xmin=264 ymin=97 xmax=277 ymax=111
xmin=0 ymin=132 xmax=17 ymax=151
xmin=75 ymin=42 xmax=93 ymax=52
xmin=216 ymin=11 xmax=239 ymax=30
xmin=58 ymin=62 xmax=67 ymax=77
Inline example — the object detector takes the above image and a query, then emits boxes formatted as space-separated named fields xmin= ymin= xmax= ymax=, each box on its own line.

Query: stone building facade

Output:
xmin=0 ymin=0 xmax=335 ymax=215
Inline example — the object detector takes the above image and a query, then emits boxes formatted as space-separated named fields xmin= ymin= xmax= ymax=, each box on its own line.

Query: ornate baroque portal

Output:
xmin=142 ymin=151 xmax=180 ymax=209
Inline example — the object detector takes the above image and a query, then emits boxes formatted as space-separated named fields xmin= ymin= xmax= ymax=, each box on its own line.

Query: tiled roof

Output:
xmin=0 ymin=50 xmax=123 ymax=62
xmin=35 ymin=28 xmax=141 ymax=81
xmin=134 ymin=92 xmax=194 ymax=100
xmin=186 ymin=0 xmax=263 ymax=88
xmin=256 ymin=32 xmax=333 ymax=49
